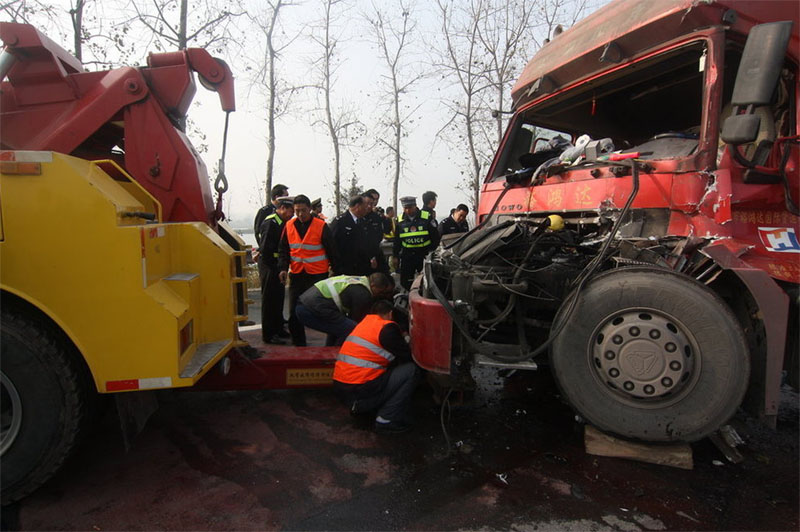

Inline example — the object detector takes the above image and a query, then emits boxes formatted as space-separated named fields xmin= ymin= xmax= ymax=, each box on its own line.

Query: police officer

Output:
xmin=392 ymin=196 xmax=440 ymax=290
xmin=421 ymin=190 xmax=439 ymax=230
xmin=257 ymin=196 xmax=294 ymax=344
xmin=439 ymin=203 xmax=470 ymax=236
xmin=361 ymin=189 xmax=389 ymax=274
xmin=254 ymin=183 xmax=289 ymax=243
xmin=329 ymin=195 xmax=370 ymax=275
xmin=295 ymin=273 xmax=394 ymax=346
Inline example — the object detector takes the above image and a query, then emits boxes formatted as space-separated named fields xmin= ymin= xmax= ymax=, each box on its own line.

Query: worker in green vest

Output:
xmin=295 ymin=273 xmax=395 ymax=346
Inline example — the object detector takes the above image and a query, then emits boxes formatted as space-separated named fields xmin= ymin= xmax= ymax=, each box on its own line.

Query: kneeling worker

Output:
xmin=295 ymin=272 xmax=395 ymax=346
xmin=333 ymin=300 xmax=420 ymax=434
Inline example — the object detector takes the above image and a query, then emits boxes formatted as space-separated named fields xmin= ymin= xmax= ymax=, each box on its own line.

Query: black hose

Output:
xmin=427 ymin=160 xmax=641 ymax=364
xmin=476 ymin=160 xmax=641 ymax=363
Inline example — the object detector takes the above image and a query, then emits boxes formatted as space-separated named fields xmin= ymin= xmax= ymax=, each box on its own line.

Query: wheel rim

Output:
xmin=1 ymin=371 xmax=23 ymax=456
xmin=589 ymin=308 xmax=700 ymax=408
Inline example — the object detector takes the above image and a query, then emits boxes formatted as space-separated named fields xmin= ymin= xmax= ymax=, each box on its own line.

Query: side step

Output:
xmin=180 ymin=340 xmax=229 ymax=378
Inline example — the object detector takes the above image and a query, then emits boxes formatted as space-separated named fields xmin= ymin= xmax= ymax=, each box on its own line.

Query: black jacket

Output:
xmin=439 ymin=216 xmax=469 ymax=236
xmin=330 ymin=211 xmax=372 ymax=275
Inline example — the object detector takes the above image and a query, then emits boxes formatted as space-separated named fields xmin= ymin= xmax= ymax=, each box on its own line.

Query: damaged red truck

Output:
xmin=410 ymin=0 xmax=798 ymax=442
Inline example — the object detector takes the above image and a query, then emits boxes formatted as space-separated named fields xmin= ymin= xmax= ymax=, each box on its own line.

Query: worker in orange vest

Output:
xmin=278 ymin=194 xmax=338 ymax=346
xmin=333 ymin=299 xmax=420 ymax=433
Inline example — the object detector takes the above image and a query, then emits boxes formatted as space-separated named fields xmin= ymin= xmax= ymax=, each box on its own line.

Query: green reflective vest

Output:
xmin=264 ymin=213 xmax=283 ymax=257
xmin=397 ymin=210 xmax=432 ymax=248
xmin=315 ymin=275 xmax=371 ymax=312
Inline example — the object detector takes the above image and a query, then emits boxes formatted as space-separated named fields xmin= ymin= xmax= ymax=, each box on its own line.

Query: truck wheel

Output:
xmin=1 ymin=309 xmax=87 ymax=505
xmin=550 ymin=267 xmax=749 ymax=443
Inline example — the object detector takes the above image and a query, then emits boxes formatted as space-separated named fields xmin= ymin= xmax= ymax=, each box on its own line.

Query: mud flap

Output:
xmin=115 ymin=391 xmax=159 ymax=451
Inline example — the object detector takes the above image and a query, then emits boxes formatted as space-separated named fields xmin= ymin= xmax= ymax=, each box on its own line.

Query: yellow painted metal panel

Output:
xmin=0 ymin=152 xmax=239 ymax=392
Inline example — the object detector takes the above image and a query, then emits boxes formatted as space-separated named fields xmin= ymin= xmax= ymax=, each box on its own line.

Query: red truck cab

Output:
xmin=411 ymin=0 xmax=798 ymax=442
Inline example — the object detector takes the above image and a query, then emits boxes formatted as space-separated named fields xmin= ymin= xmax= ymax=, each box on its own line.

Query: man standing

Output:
xmin=421 ymin=190 xmax=439 ymax=230
xmin=382 ymin=206 xmax=396 ymax=243
xmin=361 ymin=189 xmax=389 ymax=274
xmin=254 ymin=183 xmax=289 ymax=243
xmin=311 ymin=198 xmax=327 ymax=221
xmin=295 ymin=273 xmax=394 ymax=346
xmin=439 ymin=204 xmax=470 ymax=236
xmin=329 ymin=195 xmax=369 ymax=275
xmin=257 ymin=196 xmax=294 ymax=344
xmin=333 ymin=299 xmax=419 ymax=433
xmin=278 ymin=195 xmax=338 ymax=346
xmin=392 ymin=196 xmax=440 ymax=290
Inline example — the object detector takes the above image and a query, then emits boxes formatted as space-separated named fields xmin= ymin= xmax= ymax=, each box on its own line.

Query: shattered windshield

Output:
xmin=491 ymin=41 xmax=707 ymax=181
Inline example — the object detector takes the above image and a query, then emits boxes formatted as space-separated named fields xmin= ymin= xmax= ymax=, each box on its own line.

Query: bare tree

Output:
xmin=308 ymin=0 xmax=361 ymax=216
xmin=246 ymin=0 xmax=302 ymax=204
xmin=433 ymin=0 xmax=592 ymax=210
xmin=432 ymin=0 xmax=493 ymax=211
xmin=365 ymin=1 xmax=424 ymax=213
xmin=477 ymin=0 xmax=533 ymax=144
xmin=532 ymin=0 xmax=591 ymax=49
xmin=2 ymin=0 xmax=131 ymax=68
xmin=130 ymin=0 xmax=243 ymax=54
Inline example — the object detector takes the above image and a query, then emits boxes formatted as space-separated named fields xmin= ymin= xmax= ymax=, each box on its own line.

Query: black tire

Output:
xmin=550 ymin=267 xmax=750 ymax=443
xmin=1 ymin=309 xmax=87 ymax=505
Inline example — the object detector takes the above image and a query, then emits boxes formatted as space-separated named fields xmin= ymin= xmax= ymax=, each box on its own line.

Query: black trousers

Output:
xmin=287 ymin=271 xmax=328 ymax=346
xmin=334 ymin=362 xmax=420 ymax=422
xmin=399 ymin=251 xmax=425 ymax=290
xmin=260 ymin=263 xmax=284 ymax=341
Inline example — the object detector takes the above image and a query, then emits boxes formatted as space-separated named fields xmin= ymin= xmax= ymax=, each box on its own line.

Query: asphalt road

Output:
xmin=3 ymin=359 xmax=798 ymax=531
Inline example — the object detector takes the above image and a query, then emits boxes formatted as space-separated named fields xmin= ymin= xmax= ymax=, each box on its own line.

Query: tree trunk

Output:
xmin=178 ymin=0 xmax=188 ymax=50
xmin=392 ymin=72 xmax=401 ymax=214
xmin=70 ymin=0 xmax=85 ymax=62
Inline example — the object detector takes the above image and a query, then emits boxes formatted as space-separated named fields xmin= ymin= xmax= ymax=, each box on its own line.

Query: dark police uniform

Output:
xmin=439 ymin=215 xmax=469 ymax=236
xmin=393 ymin=199 xmax=440 ymax=290
xmin=330 ymin=210 xmax=371 ymax=275
xmin=362 ymin=210 xmax=389 ymax=274
xmin=258 ymin=210 xmax=287 ymax=342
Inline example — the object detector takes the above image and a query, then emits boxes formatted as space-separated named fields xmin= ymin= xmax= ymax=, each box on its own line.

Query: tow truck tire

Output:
xmin=1 ymin=309 xmax=87 ymax=505
xmin=550 ymin=267 xmax=749 ymax=443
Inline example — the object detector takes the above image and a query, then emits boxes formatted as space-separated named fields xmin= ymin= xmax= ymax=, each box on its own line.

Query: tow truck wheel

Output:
xmin=550 ymin=267 xmax=749 ymax=443
xmin=1 ymin=309 xmax=87 ymax=505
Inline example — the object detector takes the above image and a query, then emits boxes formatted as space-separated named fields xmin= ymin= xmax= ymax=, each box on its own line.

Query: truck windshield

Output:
xmin=491 ymin=41 xmax=707 ymax=181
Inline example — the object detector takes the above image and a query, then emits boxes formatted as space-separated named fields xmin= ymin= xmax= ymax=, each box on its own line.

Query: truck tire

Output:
xmin=550 ymin=267 xmax=750 ymax=443
xmin=1 ymin=309 xmax=87 ymax=505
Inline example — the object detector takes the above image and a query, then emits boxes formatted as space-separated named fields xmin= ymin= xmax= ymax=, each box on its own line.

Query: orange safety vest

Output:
xmin=286 ymin=217 xmax=330 ymax=274
xmin=333 ymin=315 xmax=395 ymax=384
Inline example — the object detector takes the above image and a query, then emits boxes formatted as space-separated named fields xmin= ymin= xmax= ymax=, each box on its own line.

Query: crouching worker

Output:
xmin=295 ymin=273 xmax=394 ymax=346
xmin=333 ymin=300 xmax=420 ymax=434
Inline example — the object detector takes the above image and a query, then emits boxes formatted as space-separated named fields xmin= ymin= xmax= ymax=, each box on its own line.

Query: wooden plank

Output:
xmin=584 ymin=425 xmax=693 ymax=470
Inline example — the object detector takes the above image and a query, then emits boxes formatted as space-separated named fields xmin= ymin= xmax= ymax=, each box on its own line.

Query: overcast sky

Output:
xmin=10 ymin=0 xmax=600 ymax=235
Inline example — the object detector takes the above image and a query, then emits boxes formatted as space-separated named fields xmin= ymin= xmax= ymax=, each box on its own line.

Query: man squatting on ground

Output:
xmin=295 ymin=273 xmax=395 ymax=346
xmin=333 ymin=299 xmax=420 ymax=434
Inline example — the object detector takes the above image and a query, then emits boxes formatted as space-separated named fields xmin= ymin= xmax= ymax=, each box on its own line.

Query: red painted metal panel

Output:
xmin=193 ymin=330 xmax=338 ymax=391
xmin=409 ymin=284 xmax=452 ymax=375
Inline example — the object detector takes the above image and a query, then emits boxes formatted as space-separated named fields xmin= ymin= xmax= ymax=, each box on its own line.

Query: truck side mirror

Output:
xmin=721 ymin=20 xmax=792 ymax=145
